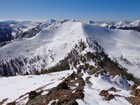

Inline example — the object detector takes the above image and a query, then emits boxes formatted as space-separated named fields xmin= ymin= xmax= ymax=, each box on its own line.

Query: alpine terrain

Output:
xmin=0 ymin=20 xmax=140 ymax=105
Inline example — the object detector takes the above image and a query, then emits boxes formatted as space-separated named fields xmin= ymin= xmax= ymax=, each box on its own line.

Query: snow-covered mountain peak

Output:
xmin=115 ymin=20 xmax=129 ymax=28
xmin=13 ymin=21 xmax=40 ymax=30
xmin=0 ymin=21 xmax=140 ymax=78
xmin=129 ymin=20 xmax=140 ymax=27
xmin=1 ymin=20 xmax=140 ymax=105
xmin=0 ymin=22 xmax=87 ymax=74
xmin=99 ymin=22 xmax=113 ymax=28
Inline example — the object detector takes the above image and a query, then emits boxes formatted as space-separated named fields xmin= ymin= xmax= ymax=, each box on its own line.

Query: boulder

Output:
xmin=104 ymin=94 xmax=114 ymax=101
xmin=77 ymin=77 xmax=85 ymax=87
xmin=108 ymin=87 xmax=119 ymax=92
xmin=131 ymin=89 xmax=140 ymax=96
xmin=56 ymin=82 xmax=69 ymax=90
xmin=85 ymin=76 xmax=92 ymax=85
xmin=29 ymin=91 xmax=40 ymax=100
xmin=74 ymin=90 xmax=85 ymax=99
xmin=99 ymin=90 xmax=114 ymax=101
xmin=126 ymin=96 xmax=140 ymax=105
xmin=77 ymin=69 xmax=81 ymax=74
xmin=64 ymin=72 xmax=76 ymax=83
xmin=99 ymin=90 xmax=109 ymax=96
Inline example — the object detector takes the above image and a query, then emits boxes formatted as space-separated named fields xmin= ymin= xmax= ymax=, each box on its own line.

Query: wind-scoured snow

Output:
xmin=129 ymin=20 xmax=140 ymax=27
xmin=13 ymin=21 xmax=40 ymax=32
xmin=0 ymin=21 xmax=140 ymax=77
xmin=1 ymin=20 xmax=140 ymax=105
xmin=0 ymin=70 xmax=73 ymax=104
xmin=114 ymin=21 xmax=130 ymax=28
xmin=77 ymin=73 xmax=131 ymax=105
xmin=0 ymin=22 xmax=86 ymax=73
xmin=0 ymin=69 xmax=132 ymax=105
xmin=82 ymin=23 xmax=140 ymax=78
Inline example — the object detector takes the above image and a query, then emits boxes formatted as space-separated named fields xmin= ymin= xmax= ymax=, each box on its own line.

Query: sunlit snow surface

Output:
xmin=0 ymin=70 xmax=73 ymax=104
xmin=0 ymin=70 xmax=132 ymax=105
xmin=0 ymin=21 xmax=139 ymax=105
xmin=0 ymin=21 xmax=140 ymax=77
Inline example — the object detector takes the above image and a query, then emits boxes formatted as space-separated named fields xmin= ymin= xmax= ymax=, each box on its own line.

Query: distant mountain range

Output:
xmin=1 ymin=19 xmax=140 ymax=43
xmin=0 ymin=19 xmax=140 ymax=105
xmin=0 ymin=19 xmax=139 ymax=78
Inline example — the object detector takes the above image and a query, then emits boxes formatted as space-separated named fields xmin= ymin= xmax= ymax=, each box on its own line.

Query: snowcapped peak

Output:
xmin=129 ymin=20 xmax=140 ymax=27
xmin=12 ymin=21 xmax=41 ymax=32
xmin=100 ymin=22 xmax=113 ymax=28
xmin=115 ymin=20 xmax=129 ymax=28
xmin=0 ymin=20 xmax=140 ymax=105
xmin=0 ymin=21 xmax=140 ymax=78
xmin=0 ymin=21 xmax=86 ymax=73
xmin=15 ymin=21 xmax=40 ymax=27
xmin=116 ymin=20 xmax=126 ymax=25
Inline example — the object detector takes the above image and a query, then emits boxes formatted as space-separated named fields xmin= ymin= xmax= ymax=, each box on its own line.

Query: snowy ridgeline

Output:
xmin=0 ymin=21 xmax=140 ymax=78
xmin=0 ymin=20 xmax=140 ymax=105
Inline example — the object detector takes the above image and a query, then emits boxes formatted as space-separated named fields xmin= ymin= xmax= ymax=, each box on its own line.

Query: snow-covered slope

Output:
xmin=78 ymin=73 xmax=131 ymax=105
xmin=100 ymin=22 xmax=113 ymax=28
xmin=0 ymin=21 xmax=140 ymax=78
xmin=93 ymin=20 xmax=140 ymax=30
xmin=1 ymin=20 xmax=140 ymax=105
xmin=129 ymin=20 xmax=140 ymax=27
xmin=11 ymin=21 xmax=41 ymax=38
xmin=82 ymin=23 xmax=140 ymax=78
xmin=0 ymin=70 xmax=132 ymax=105
xmin=12 ymin=21 xmax=40 ymax=32
xmin=0 ymin=70 xmax=73 ymax=104
xmin=114 ymin=21 xmax=130 ymax=28
xmin=0 ymin=22 xmax=86 ymax=75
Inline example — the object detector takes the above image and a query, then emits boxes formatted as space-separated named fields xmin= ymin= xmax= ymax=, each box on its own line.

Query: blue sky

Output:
xmin=0 ymin=0 xmax=140 ymax=21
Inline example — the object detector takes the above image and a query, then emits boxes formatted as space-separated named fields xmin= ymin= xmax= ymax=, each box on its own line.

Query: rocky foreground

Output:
xmin=1 ymin=69 xmax=139 ymax=105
